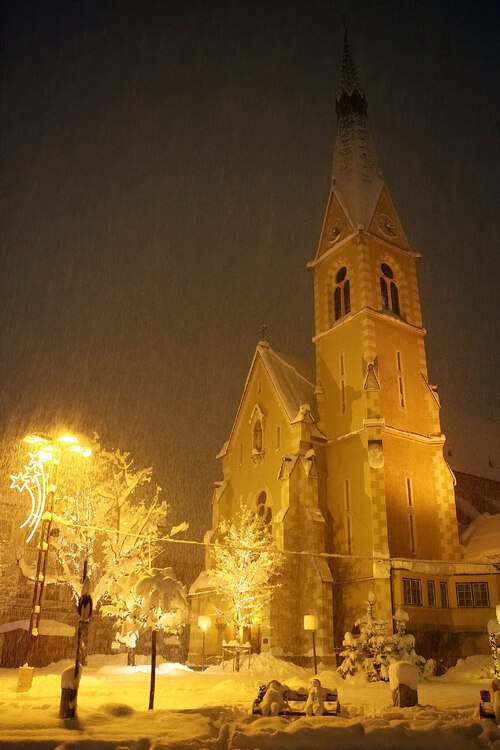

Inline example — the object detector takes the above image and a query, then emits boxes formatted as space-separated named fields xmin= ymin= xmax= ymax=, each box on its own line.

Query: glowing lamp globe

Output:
xmin=304 ymin=614 xmax=317 ymax=632
xmin=198 ymin=615 xmax=211 ymax=631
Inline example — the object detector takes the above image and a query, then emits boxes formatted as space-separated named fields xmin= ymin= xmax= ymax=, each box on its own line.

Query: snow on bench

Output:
xmin=252 ymin=679 xmax=340 ymax=716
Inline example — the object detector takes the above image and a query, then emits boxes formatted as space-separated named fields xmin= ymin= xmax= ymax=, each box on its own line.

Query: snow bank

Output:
xmin=230 ymin=716 xmax=490 ymax=750
xmin=0 ymin=653 xmax=498 ymax=749
xmin=95 ymin=660 xmax=191 ymax=676
xmin=439 ymin=655 xmax=494 ymax=682
xmin=206 ymin=651 xmax=312 ymax=680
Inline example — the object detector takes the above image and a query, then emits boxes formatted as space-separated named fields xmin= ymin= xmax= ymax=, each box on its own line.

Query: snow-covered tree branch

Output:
xmin=207 ymin=499 xmax=284 ymax=640
xmin=12 ymin=435 xmax=187 ymax=606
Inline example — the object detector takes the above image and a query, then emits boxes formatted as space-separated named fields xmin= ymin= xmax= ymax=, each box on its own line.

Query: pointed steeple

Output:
xmin=331 ymin=32 xmax=383 ymax=229
xmin=339 ymin=30 xmax=359 ymax=94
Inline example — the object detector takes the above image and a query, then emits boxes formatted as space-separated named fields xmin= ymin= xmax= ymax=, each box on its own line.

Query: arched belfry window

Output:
xmin=333 ymin=266 xmax=351 ymax=322
xmin=380 ymin=263 xmax=400 ymax=316
xmin=256 ymin=491 xmax=272 ymax=525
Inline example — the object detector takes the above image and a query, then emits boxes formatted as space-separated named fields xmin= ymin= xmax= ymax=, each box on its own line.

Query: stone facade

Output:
xmin=188 ymin=35 xmax=499 ymax=666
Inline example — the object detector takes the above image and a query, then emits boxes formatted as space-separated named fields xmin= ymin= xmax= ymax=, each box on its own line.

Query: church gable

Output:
xmin=222 ymin=342 xmax=321 ymax=475
xmin=225 ymin=351 xmax=290 ymax=465
xmin=367 ymin=186 xmax=411 ymax=251
xmin=314 ymin=190 xmax=356 ymax=261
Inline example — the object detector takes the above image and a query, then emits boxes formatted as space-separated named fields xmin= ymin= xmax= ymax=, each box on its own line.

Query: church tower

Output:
xmin=189 ymin=33 xmax=496 ymax=669
xmin=307 ymin=34 xmax=461 ymax=636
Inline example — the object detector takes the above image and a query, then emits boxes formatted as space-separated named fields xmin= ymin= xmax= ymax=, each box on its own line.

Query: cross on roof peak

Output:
xmin=258 ymin=321 xmax=269 ymax=342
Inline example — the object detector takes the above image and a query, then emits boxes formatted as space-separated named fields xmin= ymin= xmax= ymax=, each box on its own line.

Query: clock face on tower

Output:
xmin=377 ymin=213 xmax=397 ymax=237
xmin=326 ymin=218 xmax=344 ymax=244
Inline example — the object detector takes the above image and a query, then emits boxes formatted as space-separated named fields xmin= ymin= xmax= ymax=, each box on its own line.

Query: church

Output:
xmin=188 ymin=36 xmax=499 ymax=665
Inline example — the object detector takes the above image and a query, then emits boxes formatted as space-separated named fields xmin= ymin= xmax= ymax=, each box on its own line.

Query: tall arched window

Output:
xmin=380 ymin=263 xmax=400 ymax=316
xmin=333 ymin=266 xmax=351 ymax=322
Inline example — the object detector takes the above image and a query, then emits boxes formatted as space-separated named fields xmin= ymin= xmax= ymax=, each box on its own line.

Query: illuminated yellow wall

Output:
xmin=220 ymin=357 xmax=290 ymax=522
xmin=310 ymin=185 xmax=465 ymax=646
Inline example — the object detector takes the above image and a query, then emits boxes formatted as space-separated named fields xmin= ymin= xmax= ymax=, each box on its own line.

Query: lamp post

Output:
xmin=11 ymin=432 xmax=91 ymax=691
xmin=198 ymin=615 xmax=211 ymax=671
xmin=304 ymin=614 xmax=318 ymax=675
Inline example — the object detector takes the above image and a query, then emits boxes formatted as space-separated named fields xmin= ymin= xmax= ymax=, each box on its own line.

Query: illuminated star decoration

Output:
xmin=10 ymin=452 xmax=48 ymax=543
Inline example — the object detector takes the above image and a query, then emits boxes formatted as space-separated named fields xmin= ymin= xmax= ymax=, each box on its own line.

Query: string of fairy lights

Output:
xmin=38 ymin=512 xmax=500 ymax=573
xmin=6 ymin=432 xmax=498 ymax=596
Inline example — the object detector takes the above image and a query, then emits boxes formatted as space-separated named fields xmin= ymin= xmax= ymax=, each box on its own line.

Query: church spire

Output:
xmin=339 ymin=30 xmax=359 ymax=94
xmin=331 ymin=32 xmax=382 ymax=229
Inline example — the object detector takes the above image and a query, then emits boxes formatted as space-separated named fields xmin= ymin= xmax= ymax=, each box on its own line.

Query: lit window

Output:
xmin=427 ymin=580 xmax=436 ymax=606
xmin=456 ymin=582 xmax=489 ymax=608
xmin=333 ymin=267 xmax=351 ymax=322
xmin=380 ymin=263 xmax=401 ymax=316
xmin=440 ymin=581 xmax=449 ymax=608
xmin=403 ymin=578 xmax=422 ymax=605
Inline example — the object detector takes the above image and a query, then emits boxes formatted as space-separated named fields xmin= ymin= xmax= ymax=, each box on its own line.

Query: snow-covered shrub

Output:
xmin=391 ymin=607 xmax=426 ymax=670
xmin=337 ymin=595 xmax=425 ymax=681
xmin=338 ymin=592 xmax=392 ymax=681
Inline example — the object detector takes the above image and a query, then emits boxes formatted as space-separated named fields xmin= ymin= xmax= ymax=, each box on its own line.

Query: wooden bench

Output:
xmin=252 ymin=684 xmax=341 ymax=716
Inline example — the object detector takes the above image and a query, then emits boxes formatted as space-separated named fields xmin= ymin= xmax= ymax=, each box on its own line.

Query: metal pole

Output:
xmin=201 ymin=630 xmax=205 ymax=672
xmin=74 ymin=559 xmax=88 ymax=676
xmin=25 ymin=450 xmax=60 ymax=667
xmin=312 ymin=630 xmax=318 ymax=675
xmin=148 ymin=629 xmax=157 ymax=710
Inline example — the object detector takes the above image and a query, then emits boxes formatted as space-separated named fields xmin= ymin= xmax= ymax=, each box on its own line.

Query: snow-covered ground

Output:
xmin=0 ymin=653 xmax=498 ymax=749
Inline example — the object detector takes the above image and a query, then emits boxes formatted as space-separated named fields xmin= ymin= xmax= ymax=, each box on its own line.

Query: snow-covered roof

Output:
xmin=460 ymin=513 xmax=500 ymax=563
xmin=216 ymin=441 xmax=229 ymax=459
xmin=258 ymin=343 xmax=318 ymax=422
xmin=188 ymin=569 xmax=215 ymax=597
xmin=332 ymin=126 xmax=383 ymax=231
xmin=223 ymin=341 xmax=324 ymax=455
xmin=443 ymin=407 xmax=500 ymax=482
xmin=455 ymin=493 xmax=482 ymax=524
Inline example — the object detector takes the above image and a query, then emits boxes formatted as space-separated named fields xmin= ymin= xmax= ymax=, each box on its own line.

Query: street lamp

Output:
xmin=10 ymin=432 xmax=91 ymax=691
xmin=304 ymin=614 xmax=318 ymax=675
xmin=198 ymin=615 xmax=211 ymax=671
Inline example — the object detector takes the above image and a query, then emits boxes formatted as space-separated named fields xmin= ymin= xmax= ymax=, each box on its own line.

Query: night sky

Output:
xmin=1 ymin=1 xmax=499 ymax=554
